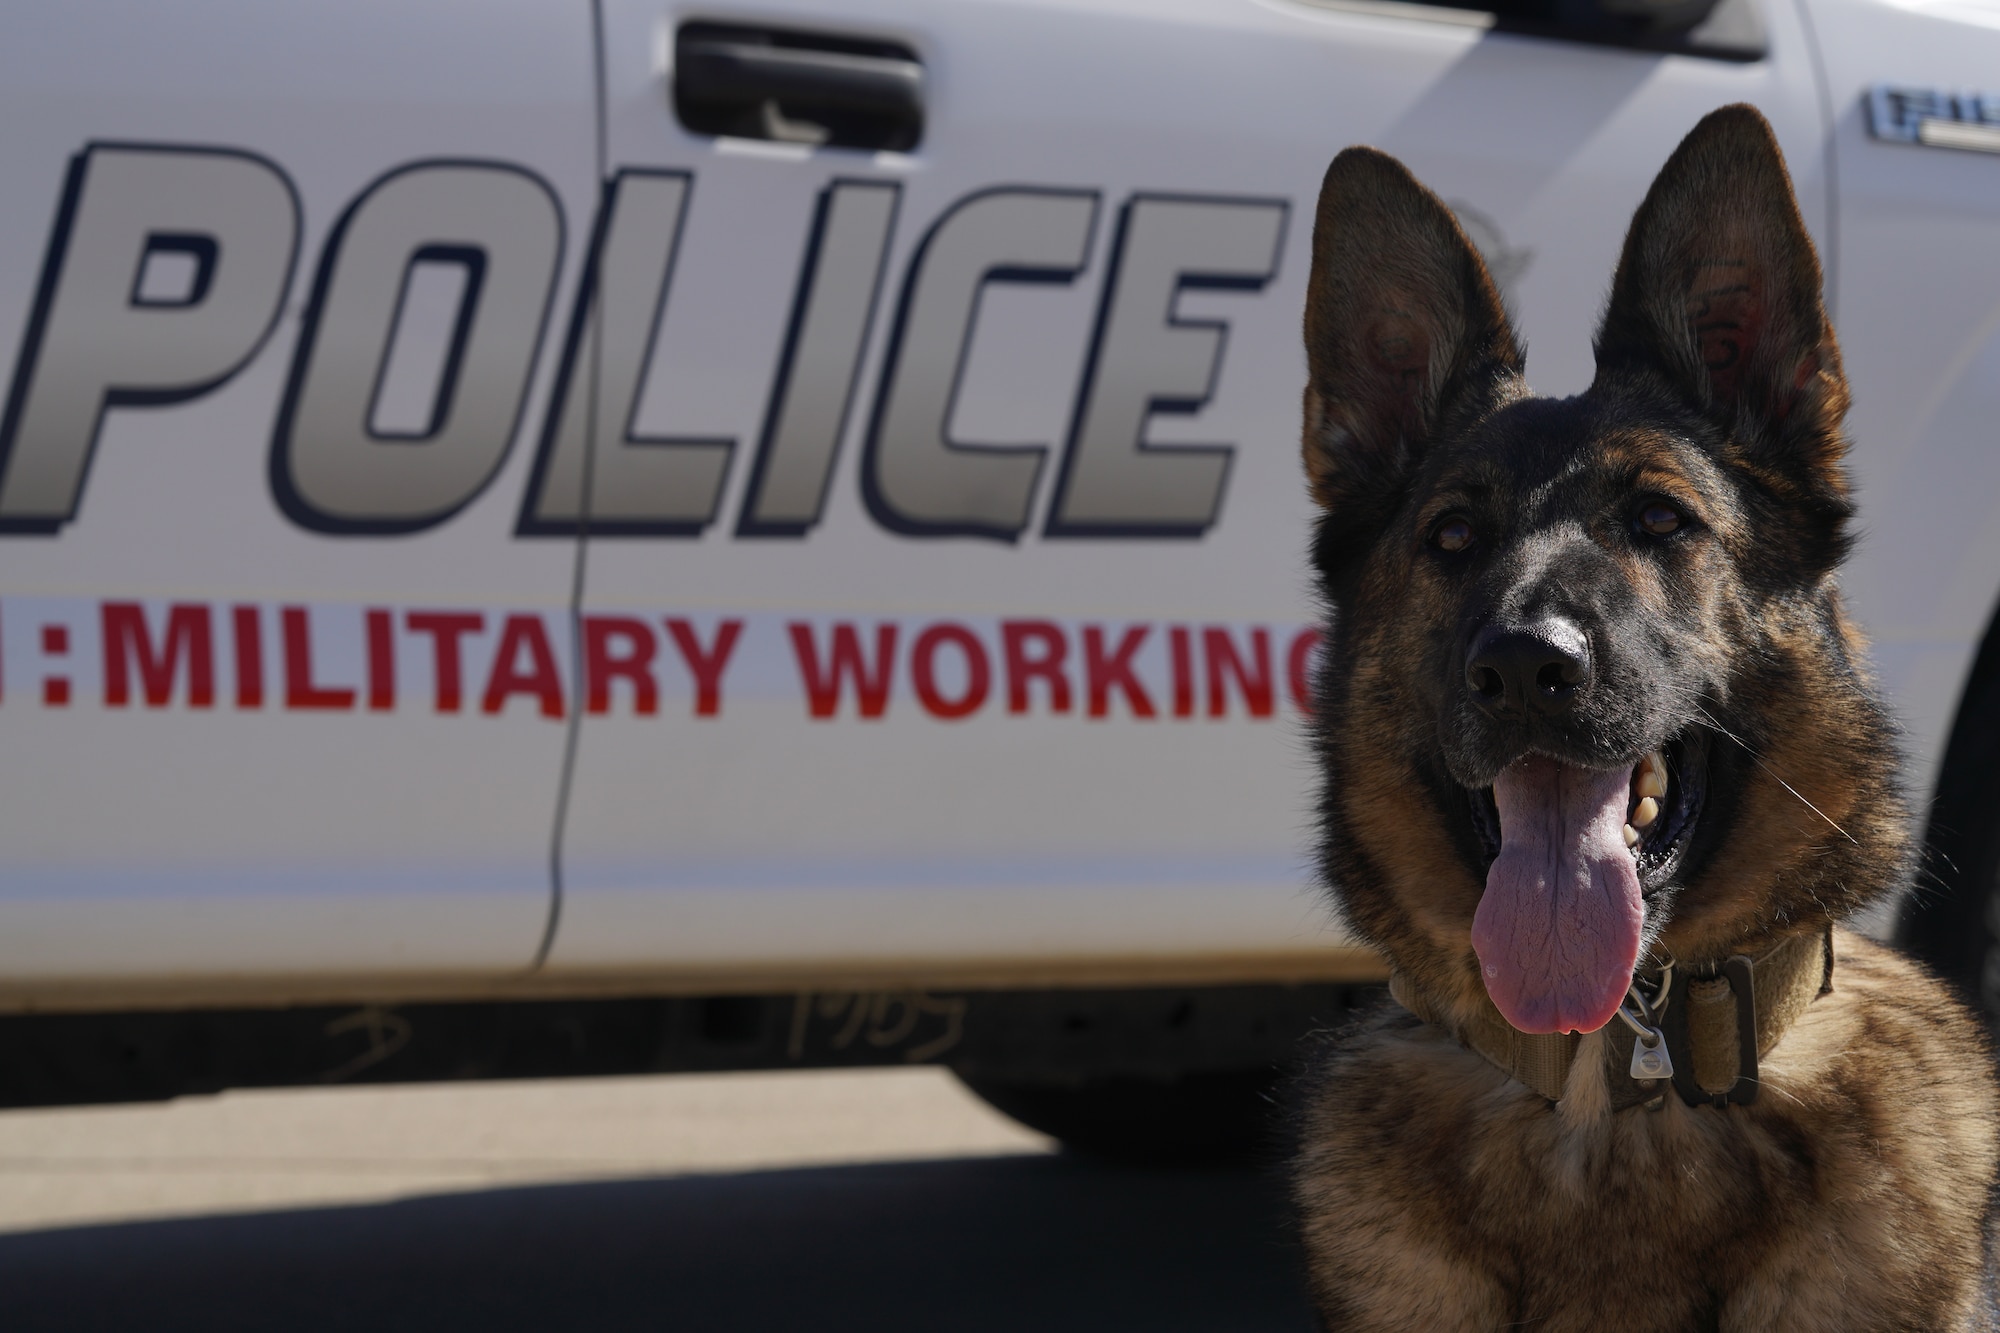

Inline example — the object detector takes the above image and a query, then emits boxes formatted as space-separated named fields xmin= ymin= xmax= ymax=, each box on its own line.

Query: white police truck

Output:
xmin=1 ymin=0 xmax=1996 ymax=1155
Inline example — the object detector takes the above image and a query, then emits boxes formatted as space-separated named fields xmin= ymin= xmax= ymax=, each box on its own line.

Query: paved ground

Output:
xmin=0 ymin=1068 xmax=1320 ymax=1332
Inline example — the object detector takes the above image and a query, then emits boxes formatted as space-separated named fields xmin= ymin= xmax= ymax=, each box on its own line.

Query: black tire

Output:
xmin=1900 ymin=605 xmax=2000 ymax=1016
xmin=954 ymin=1068 xmax=1280 ymax=1165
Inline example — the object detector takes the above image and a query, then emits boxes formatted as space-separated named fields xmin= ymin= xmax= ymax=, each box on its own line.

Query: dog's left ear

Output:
xmin=1594 ymin=105 xmax=1849 ymax=474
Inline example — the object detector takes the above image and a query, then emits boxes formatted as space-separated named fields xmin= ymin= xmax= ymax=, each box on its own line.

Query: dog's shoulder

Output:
xmin=1779 ymin=927 xmax=1991 ymax=1073
xmin=1709 ymin=929 xmax=2000 ymax=1330
xmin=1752 ymin=927 xmax=1998 ymax=1200
xmin=1291 ymin=991 xmax=1566 ymax=1220
xmin=1291 ymin=996 xmax=1542 ymax=1328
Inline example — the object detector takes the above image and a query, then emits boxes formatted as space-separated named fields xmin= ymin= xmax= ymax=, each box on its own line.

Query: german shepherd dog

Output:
xmin=1291 ymin=106 xmax=2000 ymax=1330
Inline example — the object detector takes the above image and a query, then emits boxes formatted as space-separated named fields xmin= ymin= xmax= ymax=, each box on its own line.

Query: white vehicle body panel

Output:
xmin=0 ymin=2 xmax=596 ymax=987
xmin=0 ymin=0 xmax=1989 ymax=1005
xmin=549 ymin=0 xmax=1828 ymax=987
xmin=1807 ymin=0 xmax=2000 ymax=809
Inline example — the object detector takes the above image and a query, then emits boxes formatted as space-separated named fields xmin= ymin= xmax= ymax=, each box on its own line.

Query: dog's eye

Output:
xmin=1636 ymin=502 xmax=1683 ymax=537
xmin=1431 ymin=517 xmax=1474 ymax=553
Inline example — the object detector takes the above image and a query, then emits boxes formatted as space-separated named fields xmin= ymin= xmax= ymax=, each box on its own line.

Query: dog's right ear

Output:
xmin=1301 ymin=149 xmax=1522 ymax=532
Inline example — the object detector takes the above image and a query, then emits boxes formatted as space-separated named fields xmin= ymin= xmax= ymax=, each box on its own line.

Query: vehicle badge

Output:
xmin=1867 ymin=85 xmax=2000 ymax=155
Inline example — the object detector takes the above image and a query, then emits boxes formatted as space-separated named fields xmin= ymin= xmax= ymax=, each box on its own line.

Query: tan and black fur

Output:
xmin=1292 ymin=106 xmax=2000 ymax=1330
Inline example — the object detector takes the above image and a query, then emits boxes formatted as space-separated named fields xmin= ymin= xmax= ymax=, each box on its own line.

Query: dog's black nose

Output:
xmin=1465 ymin=620 xmax=1591 ymax=716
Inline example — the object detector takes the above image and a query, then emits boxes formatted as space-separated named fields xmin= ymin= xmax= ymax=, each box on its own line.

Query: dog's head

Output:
xmin=1302 ymin=105 xmax=1908 ymax=1036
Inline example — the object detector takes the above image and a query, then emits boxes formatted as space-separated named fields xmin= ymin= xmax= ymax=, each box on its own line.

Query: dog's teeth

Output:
xmin=1635 ymin=753 xmax=1667 ymax=800
xmin=1632 ymin=796 xmax=1659 ymax=829
xmin=1623 ymin=823 xmax=1640 ymax=849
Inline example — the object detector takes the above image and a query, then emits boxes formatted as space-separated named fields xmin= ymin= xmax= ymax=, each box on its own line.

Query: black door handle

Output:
xmin=674 ymin=23 xmax=924 ymax=153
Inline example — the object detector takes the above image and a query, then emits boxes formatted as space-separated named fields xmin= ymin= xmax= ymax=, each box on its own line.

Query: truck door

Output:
xmin=1798 ymin=0 xmax=2000 ymax=988
xmin=0 ymin=2 xmax=597 ymax=996
xmin=542 ymin=0 xmax=1828 ymax=987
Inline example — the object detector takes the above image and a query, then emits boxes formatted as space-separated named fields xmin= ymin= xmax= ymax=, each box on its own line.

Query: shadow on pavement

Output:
xmin=0 ymin=1153 xmax=1321 ymax=1332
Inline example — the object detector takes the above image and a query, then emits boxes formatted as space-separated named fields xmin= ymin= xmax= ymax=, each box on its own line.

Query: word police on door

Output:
xmin=0 ymin=144 xmax=1287 ymax=542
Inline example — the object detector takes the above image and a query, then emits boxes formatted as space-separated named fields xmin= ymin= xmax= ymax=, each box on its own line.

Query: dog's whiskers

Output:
xmin=1693 ymin=703 xmax=1860 ymax=847
xmin=1747 ymin=1076 xmax=1807 ymax=1110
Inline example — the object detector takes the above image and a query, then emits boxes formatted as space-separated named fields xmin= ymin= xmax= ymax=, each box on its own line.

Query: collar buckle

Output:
xmin=1664 ymin=954 xmax=1760 ymax=1107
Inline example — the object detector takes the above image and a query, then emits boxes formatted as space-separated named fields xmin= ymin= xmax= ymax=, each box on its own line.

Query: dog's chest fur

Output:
xmin=1294 ymin=932 xmax=1999 ymax=1332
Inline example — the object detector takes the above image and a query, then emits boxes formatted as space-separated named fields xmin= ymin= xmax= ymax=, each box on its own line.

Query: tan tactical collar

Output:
xmin=1389 ymin=927 xmax=1834 ymax=1110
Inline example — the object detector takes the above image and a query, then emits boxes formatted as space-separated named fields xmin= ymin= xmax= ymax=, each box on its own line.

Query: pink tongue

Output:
xmin=1471 ymin=755 xmax=1643 ymax=1035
